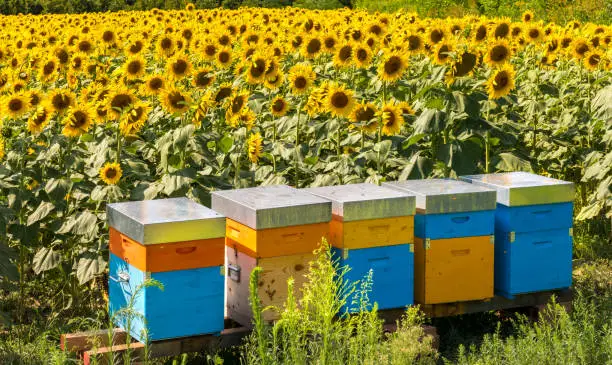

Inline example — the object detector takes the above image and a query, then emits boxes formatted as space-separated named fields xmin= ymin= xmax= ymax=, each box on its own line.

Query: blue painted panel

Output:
xmin=332 ymin=244 xmax=413 ymax=313
xmin=494 ymin=228 xmax=572 ymax=298
xmin=414 ymin=210 xmax=495 ymax=239
xmin=495 ymin=202 xmax=573 ymax=233
xmin=109 ymin=253 xmax=224 ymax=342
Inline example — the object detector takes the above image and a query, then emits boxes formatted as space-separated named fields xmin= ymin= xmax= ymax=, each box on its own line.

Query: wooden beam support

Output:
xmin=61 ymin=329 xmax=129 ymax=353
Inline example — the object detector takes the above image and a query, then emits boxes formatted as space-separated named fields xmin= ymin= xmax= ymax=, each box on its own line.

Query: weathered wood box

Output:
xmin=461 ymin=172 xmax=574 ymax=298
xmin=107 ymin=198 xmax=226 ymax=342
xmin=211 ymin=185 xmax=331 ymax=325
xmin=304 ymin=183 xmax=416 ymax=312
xmin=383 ymin=179 xmax=496 ymax=304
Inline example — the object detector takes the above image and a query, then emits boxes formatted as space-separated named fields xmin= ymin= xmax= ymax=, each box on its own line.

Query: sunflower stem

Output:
xmin=485 ymin=102 xmax=490 ymax=174
xmin=337 ymin=119 xmax=342 ymax=157
xmin=294 ymin=102 xmax=302 ymax=188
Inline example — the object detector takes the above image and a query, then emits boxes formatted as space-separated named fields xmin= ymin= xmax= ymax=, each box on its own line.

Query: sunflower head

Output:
xmin=142 ymin=75 xmax=166 ymax=95
xmin=167 ymin=55 xmax=192 ymax=79
xmin=216 ymin=47 xmax=233 ymax=68
xmin=486 ymin=64 xmax=516 ymax=99
xmin=326 ymin=83 xmax=355 ymax=118
xmin=270 ymin=96 xmax=289 ymax=117
xmin=572 ymin=38 xmax=590 ymax=59
xmin=245 ymin=53 xmax=269 ymax=85
xmin=302 ymin=35 xmax=323 ymax=59
xmin=27 ymin=103 xmax=51 ymax=134
xmin=583 ymin=50 xmax=603 ymax=71
xmin=108 ymin=86 xmax=136 ymax=116
xmin=333 ymin=43 xmax=353 ymax=67
xmin=160 ymin=86 xmax=192 ymax=115
xmin=1 ymin=92 xmax=30 ymax=118
xmin=378 ymin=51 xmax=407 ymax=83
xmin=99 ymin=162 xmax=122 ymax=185
xmin=354 ymin=45 xmax=373 ymax=68
xmin=433 ymin=42 xmax=453 ymax=65
xmin=62 ymin=105 xmax=94 ymax=137
xmin=124 ymin=55 xmax=146 ymax=79
xmin=522 ymin=11 xmax=534 ymax=23
xmin=350 ymin=102 xmax=378 ymax=134
xmin=193 ymin=67 xmax=215 ymax=89
xmin=288 ymin=63 xmax=315 ymax=95
xmin=247 ymin=132 xmax=263 ymax=164
xmin=379 ymin=103 xmax=404 ymax=136
xmin=120 ymin=102 xmax=150 ymax=136
xmin=485 ymin=40 xmax=512 ymax=66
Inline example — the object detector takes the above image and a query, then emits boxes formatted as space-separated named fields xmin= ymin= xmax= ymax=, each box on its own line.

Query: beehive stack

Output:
xmin=461 ymin=172 xmax=574 ymax=298
xmin=383 ymin=179 xmax=496 ymax=304
xmin=106 ymin=198 xmax=226 ymax=342
xmin=211 ymin=185 xmax=331 ymax=326
xmin=304 ymin=183 xmax=416 ymax=312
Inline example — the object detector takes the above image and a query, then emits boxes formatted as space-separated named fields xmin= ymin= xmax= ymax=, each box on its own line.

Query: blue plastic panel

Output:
xmin=495 ymin=202 xmax=573 ymax=233
xmin=495 ymin=228 xmax=572 ymax=298
xmin=109 ymin=253 xmax=224 ymax=342
xmin=414 ymin=210 xmax=495 ymax=239
xmin=332 ymin=244 xmax=414 ymax=312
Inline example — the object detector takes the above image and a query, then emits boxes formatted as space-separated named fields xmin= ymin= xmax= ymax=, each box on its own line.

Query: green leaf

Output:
xmin=495 ymin=153 xmax=532 ymax=172
xmin=218 ymin=135 xmax=234 ymax=154
xmin=591 ymin=85 xmax=612 ymax=120
xmin=0 ymin=243 xmax=18 ymax=282
xmin=27 ymin=202 xmax=55 ymax=226
xmin=73 ymin=211 xmax=99 ymax=236
xmin=402 ymin=134 xmax=426 ymax=150
xmin=413 ymin=109 xmax=447 ymax=134
xmin=576 ymin=201 xmax=605 ymax=221
xmin=32 ymin=246 xmax=61 ymax=275
xmin=80 ymin=133 xmax=94 ymax=143
xmin=76 ymin=254 xmax=106 ymax=285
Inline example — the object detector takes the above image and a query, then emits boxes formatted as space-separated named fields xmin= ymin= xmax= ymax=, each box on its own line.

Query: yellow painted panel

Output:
xmin=329 ymin=216 xmax=414 ymax=249
xmin=226 ymin=219 xmax=329 ymax=258
xmin=415 ymin=236 xmax=494 ymax=305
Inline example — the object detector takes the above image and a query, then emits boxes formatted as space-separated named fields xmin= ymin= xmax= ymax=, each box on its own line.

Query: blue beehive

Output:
xmin=107 ymin=198 xmax=226 ymax=342
xmin=304 ymin=183 xmax=416 ymax=312
xmin=461 ymin=172 xmax=575 ymax=298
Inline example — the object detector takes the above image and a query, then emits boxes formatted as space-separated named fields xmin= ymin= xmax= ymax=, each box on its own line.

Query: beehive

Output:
xmin=461 ymin=172 xmax=574 ymax=298
xmin=383 ymin=179 xmax=496 ymax=304
xmin=304 ymin=183 xmax=416 ymax=312
xmin=211 ymin=185 xmax=331 ymax=325
xmin=107 ymin=198 xmax=226 ymax=342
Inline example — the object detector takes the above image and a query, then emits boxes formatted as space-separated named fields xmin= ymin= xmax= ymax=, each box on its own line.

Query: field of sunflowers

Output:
xmin=0 ymin=6 xmax=611 ymax=360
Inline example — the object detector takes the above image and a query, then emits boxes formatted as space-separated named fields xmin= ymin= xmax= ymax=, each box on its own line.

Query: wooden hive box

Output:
xmin=304 ymin=183 xmax=416 ymax=312
xmin=461 ymin=172 xmax=574 ymax=298
xmin=383 ymin=179 xmax=496 ymax=305
xmin=107 ymin=198 xmax=226 ymax=342
xmin=212 ymin=185 xmax=332 ymax=325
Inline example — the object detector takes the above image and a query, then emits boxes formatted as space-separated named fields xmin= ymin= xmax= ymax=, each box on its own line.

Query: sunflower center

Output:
xmin=161 ymin=38 xmax=172 ymax=49
xmin=219 ymin=35 xmax=230 ymax=46
xmin=307 ymin=39 xmax=321 ymax=55
xmin=52 ymin=94 xmax=71 ymax=110
xmin=111 ymin=94 xmax=133 ymax=110
xmin=408 ymin=35 xmax=421 ymax=50
xmin=430 ymin=29 xmax=443 ymax=43
xmin=34 ymin=110 xmax=48 ymax=124
xmin=356 ymin=49 xmax=368 ymax=62
xmin=70 ymin=111 xmax=88 ymax=128
xmin=43 ymin=61 xmax=56 ymax=75
xmin=169 ymin=92 xmax=186 ymax=109
xmin=105 ymin=168 xmax=117 ymax=179
xmin=56 ymin=49 xmax=69 ymax=64
xmin=437 ymin=45 xmax=450 ymax=61
xmin=102 ymin=31 xmax=114 ymax=42
xmin=351 ymin=30 xmax=362 ymax=41
xmin=576 ymin=43 xmax=589 ymax=55
xmin=454 ymin=52 xmax=477 ymax=77
xmin=339 ymin=46 xmax=352 ymax=61
xmin=294 ymin=76 xmax=307 ymax=90
xmin=130 ymin=42 xmax=143 ymax=53
xmin=272 ymin=99 xmax=285 ymax=112
xmin=494 ymin=72 xmax=509 ymax=90
xmin=218 ymin=51 xmax=230 ymax=64
xmin=78 ymin=40 xmax=92 ymax=53
xmin=511 ymin=27 xmax=522 ymax=37
xmin=331 ymin=92 xmax=349 ymax=109
xmin=476 ymin=26 xmax=487 ymax=41
xmin=548 ymin=40 xmax=558 ymax=52
xmin=528 ymin=29 xmax=540 ymax=39
xmin=384 ymin=112 xmax=395 ymax=127
xmin=355 ymin=107 xmax=374 ymax=121
xmin=195 ymin=72 xmax=212 ymax=87
xmin=127 ymin=106 xmax=145 ymax=124
xmin=292 ymin=36 xmax=303 ymax=48
xmin=495 ymin=23 xmax=509 ymax=38
xmin=250 ymin=59 xmax=266 ymax=78
xmin=173 ymin=60 xmax=188 ymax=75
xmin=127 ymin=60 xmax=142 ymax=75
xmin=232 ymin=96 xmax=246 ymax=114
xmin=215 ymin=87 xmax=232 ymax=102
xmin=370 ymin=24 xmax=382 ymax=36
xmin=588 ymin=54 xmax=600 ymax=66
xmin=8 ymin=98 xmax=24 ymax=112
xmin=384 ymin=56 xmax=402 ymax=75
xmin=182 ymin=29 xmax=193 ymax=40
xmin=490 ymin=45 xmax=508 ymax=62
xmin=205 ymin=44 xmax=216 ymax=56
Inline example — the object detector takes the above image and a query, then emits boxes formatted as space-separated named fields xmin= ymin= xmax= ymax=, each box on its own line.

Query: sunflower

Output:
xmin=160 ymin=86 xmax=191 ymax=115
xmin=245 ymin=53 xmax=268 ymax=85
xmin=247 ymin=132 xmax=263 ymax=164
xmin=39 ymin=56 xmax=59 ymax=81
xmin=486 ymin=64 xmax=516 ymax=99
xmin=326 ymin=83 xmax=355 ymax=118
xmin=288 ymin=63 xmax=315 ymax=95
xmin=472 ymin=22 xmax=488 ymax=43
xmin=379 ymin=103 xmax=404 ymax=136
xmin=99 ymin=162 xmax=122 ymax=185
xmin=510 ymin=24 xmax=523 ymax=38
xmin=485 ymin=40 xmax=512 ymax=66
xmin=0 ymin=138 xmax=4 ymax=160
xmin=323 ymin=34 xmax=338 ymax=52
xmin=123 ymin=55 xmax=146 ymax=79
xmin=333 ymin=42 xmax=353 ymax=68
xmin=142 ymin=74 xmax=166 ymax=95
xmin=62 ymin=105 xmax=94 ymax=137
xmin=119 ymin=102 xmax=150 ymax=136
xmin=157 ymin=35 xmax=175 ymax=57
xmin=583 ymin=50 xmax=603 ymax=71
xmin=265 ymin=72 xmax=285 ymax=90
xmin=378 ymin=51 xmax=408 ymax=82
xmin=211 ymin=46 xmax=231 ymax=68
xmin=193 ymin=67 xmax=215 ymax=89
xmin=433 ymin=42 xmax=453 ymax=65
xmin=354 ymin=45 xmax=373 ymax=68
xmin=270 ymin=96 xmax=289 ymax=117
xmin=48 ymin=89 xmax=75 ymax=114
xmin=406 ymin=33 xmax=424 ymax=54
xmin=525 ymin=24 xmax=544 ymax=43
xmin=1 ymin=92 xmax=30 ymax=118
xmin=126 ymin=38 xmax=146 ymax=55
xmin=448 ymin=50 xmax=478 ymax=81
xmin=522 ymin=11 xmax=534 ymax=23
xmin=167 ymin=55 xmax=192 ymax=79
xmin=214 ymin=83 xmax=234 ymax=104
xmin=396 ymin=101 xmax=416 ymax=116
xmin=426 ymin=25 xmax=445 ymax=45
xmin=349 ymin=102 xmax=378 ymax=134
xmin=202 ymin=39 xmax=218 ymax=61
xmin=571 ymin=38 xmax=590 ymax=59
xmin=232 ymin=108 xmax=256 ymax=130
xmin=302 ymin=35 xmax=323 ymax=59
xmin=226 ymin=89 xmax=250 ymax=118
xmin=27 ymin=102 xmax=52 ymax=134
xmin=107 ymin=86 xmax=136 ymax=116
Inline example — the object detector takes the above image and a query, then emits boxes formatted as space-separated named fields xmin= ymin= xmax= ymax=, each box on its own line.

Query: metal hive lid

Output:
xmin=211 ymin=185 xmax=332 ymax=229
xmin=382 ymin=179 xmax=497 ymax=214
xmin=460 ymin=172 xmax=575 ymax=206
xmin=106 ymin=197 xmax=226 ymax=245
xmin=304 ymin=183 xmax=415 ymax=221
